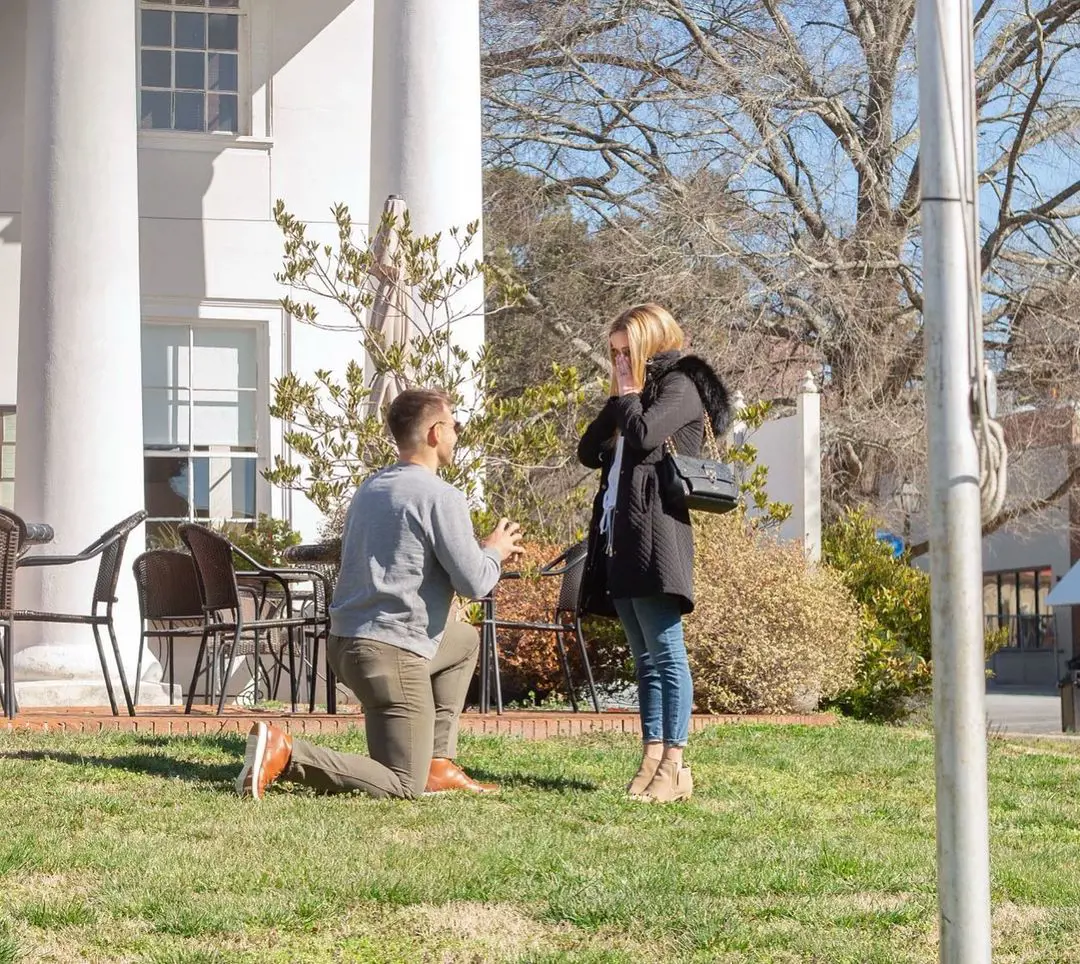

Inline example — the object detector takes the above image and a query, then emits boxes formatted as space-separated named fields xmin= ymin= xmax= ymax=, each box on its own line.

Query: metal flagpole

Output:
xmin=916 ymin=0 xmax=993 ymax=960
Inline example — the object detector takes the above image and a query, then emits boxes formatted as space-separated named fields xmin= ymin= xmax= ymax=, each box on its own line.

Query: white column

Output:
xmin=797 ymin=372 xmax=822 ymax=563
xmin=15 ymin=0 xmax=170 ymax=705
xmin=369 ymin=0 xmax=486 ymax=366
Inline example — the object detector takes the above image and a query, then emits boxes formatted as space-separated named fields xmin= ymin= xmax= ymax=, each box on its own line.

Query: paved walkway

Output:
xmin=985 ymin=686 xmax=1063 ymax=736
xmin=1 ymin=706 xmax=834 ymax=738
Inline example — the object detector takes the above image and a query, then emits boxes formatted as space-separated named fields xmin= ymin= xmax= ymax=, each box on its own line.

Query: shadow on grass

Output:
xmin=465 ymin=768 xmax=598 ymax=792
xmin=0 ymin=750 xmax=237 ymax=787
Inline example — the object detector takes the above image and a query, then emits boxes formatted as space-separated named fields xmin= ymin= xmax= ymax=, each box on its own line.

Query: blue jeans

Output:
xmin=613 ymin=595 xmax=692 ymax=747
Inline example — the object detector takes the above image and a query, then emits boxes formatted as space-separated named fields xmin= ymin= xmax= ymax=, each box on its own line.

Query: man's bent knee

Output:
xmin=444 ymin=620 xmax=479 ymax=655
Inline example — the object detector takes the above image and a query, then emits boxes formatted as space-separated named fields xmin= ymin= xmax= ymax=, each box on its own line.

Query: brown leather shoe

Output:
xmin=424 ymin=758 xmax=498 ymax=794
xmin=236 ymin=722 xmax=292 ymax=800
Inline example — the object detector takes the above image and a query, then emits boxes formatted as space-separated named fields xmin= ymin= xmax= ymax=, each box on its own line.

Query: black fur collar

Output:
xmin=643 ymin=351 xmax=732 ymax=435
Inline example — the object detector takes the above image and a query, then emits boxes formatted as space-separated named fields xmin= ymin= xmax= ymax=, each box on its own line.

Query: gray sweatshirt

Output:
xmin=328 ymin=463 xmax=502 ymax=658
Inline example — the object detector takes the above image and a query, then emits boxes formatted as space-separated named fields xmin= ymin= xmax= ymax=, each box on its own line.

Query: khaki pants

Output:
xmin=284 ymin=621 xmax=479 ymax=799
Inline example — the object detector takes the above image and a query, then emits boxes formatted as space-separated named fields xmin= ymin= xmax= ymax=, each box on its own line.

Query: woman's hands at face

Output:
xmin=614 ymin=353 xmax=641 ymax=396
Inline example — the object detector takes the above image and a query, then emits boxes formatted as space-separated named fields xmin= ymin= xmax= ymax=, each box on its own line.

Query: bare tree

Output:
xmin=481 ymin=0 xmax=1080 ymax=538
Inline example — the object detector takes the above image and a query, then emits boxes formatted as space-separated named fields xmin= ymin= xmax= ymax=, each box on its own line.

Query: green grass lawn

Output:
xmin=1 ymin=723 xmax=1079 ymax=963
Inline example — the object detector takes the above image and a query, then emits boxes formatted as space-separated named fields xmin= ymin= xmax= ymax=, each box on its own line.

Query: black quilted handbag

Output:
xmin=660 ymin=415 xmax=738 ymax=514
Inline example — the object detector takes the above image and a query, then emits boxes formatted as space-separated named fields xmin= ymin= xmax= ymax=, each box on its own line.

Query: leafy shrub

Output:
xmin=266 ymin=201 xmax=599 ymax=544
xmin=148 ymin=514 xmax=301 ymax=568
xmin=822 ymin=508 xmax=1007 ymax=722
xmin=686 ymin=514 xmax=861 ymax=714
xmin=820 ymin=508 xmax=932 ymax=721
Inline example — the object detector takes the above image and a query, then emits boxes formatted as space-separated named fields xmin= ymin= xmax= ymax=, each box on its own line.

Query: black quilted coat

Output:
xmin=577 ymin=351 xmax=731 ymax=617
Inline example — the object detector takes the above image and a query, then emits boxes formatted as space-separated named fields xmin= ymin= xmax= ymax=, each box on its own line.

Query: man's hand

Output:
xmin=482 ymin=517 xmax=525 ymax=563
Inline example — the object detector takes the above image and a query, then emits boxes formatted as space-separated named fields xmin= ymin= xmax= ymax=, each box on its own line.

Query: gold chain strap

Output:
xmin=665 ymin=414 xmax=720 ymax=460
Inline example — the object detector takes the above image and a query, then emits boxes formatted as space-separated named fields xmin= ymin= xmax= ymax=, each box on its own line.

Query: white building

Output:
xmin=0 ymin=0 xmax=484 ymax=705
xmin=906 ymin=405 xmax=1079 ymax=690
xmin=979 ymin=407 xmax=1079 ymax=689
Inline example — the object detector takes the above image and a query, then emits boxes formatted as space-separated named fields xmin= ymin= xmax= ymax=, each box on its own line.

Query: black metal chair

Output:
xmin=0 ymin=513 xmax=20 ymax=719
xmin=179 ymin=524 xmax=324 ymax=714
xmin=131 ymin=549 xmax=207 ymax=706
xmin=479 ymin=541 xmax=601 ymax=715
xmin=283 ymin=541 xmax=340 ymax=713
xmin=13 ymin=509 xmax=146 ymax=717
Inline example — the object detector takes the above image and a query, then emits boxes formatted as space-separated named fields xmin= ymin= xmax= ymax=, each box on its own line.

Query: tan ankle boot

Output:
xmin=627 ymin=755 xmax=662 ymax=796
xmin=638 ymin=759 xmax=693 ymax=803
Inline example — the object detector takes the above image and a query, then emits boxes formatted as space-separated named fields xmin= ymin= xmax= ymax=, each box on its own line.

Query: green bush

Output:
xmin=148 ymin=514 xmax=301 ymax=568
xmin=266 ymin=201 xmax=600 ymax=544
xmin=821 ymin=509 xmax=934 ymax=722
xmin=687 ymin=515 xmax=862 ymax=714
xmin=822 ymin=508 xmax=1008 ymax=722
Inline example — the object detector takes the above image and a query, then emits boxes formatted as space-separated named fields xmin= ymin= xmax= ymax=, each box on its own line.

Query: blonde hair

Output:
xmin=608 ymin=303 xmax=685 ymax=395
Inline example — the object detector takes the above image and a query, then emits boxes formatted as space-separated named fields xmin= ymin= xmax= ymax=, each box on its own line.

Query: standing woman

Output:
xmin=578 ymin=304 xmax=730 ymax=802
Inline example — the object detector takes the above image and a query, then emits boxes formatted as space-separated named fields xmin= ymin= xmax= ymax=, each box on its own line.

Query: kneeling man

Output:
xmin=236 ymin=388 xmax=522 ymax=799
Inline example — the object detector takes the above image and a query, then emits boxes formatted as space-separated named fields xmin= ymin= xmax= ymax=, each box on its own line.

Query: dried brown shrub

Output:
xmin=687 ymin=515 xmax=861 ymax=714
xmin=480 ymin=542 xmax=632 ymax=702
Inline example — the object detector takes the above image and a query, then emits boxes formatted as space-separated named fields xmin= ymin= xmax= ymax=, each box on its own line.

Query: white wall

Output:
xmin=0 ymin=0 xmax=375 ymax=538
xmin=0 ymin=0 xmax=27 ymax=407
xmin=742 ymin=378 xmax=821 ymax=559
xmin=139 ymin=0 xmax=374 ymax=539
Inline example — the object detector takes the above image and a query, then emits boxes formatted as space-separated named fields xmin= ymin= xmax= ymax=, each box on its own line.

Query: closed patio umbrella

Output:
xmin=366 ymin=194 xmax=414 ymax=416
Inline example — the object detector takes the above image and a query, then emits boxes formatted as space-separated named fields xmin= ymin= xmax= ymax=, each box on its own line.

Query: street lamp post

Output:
xmin=897 ymin=480 xmax=922 ymax=546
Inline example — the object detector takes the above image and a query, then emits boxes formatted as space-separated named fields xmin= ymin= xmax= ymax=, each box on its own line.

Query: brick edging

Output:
xmin=1 ymin=708 xmax=834 ymax=738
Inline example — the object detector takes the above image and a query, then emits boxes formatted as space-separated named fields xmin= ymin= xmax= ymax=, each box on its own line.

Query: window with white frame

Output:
xmin=139 ymin=0 xmax=243 ymax=134
xmin=0 ymin=408 xmax=14 ymax=510
xmin=142 ymin=324 xmax=261 ymax=537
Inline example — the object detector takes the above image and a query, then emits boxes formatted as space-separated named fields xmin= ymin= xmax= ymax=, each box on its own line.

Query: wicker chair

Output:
xmin=0 ymin=507 xmax=52 ymax=558
xmin=179 ymin=524 xmax=324 ymax=714
xmin=0 ymin=513 xmax=20 ymax=719
xmin=131 ymin=549 xmax=207 ymax=706
xmin=479 ymin=541 xmax=601 ymax=714
xmin=13 ymin=510 xmax=146 ymax=717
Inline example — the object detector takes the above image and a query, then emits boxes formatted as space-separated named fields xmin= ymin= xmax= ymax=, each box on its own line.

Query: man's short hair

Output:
xmin=386 ymin=388 xmax=453 ymax=447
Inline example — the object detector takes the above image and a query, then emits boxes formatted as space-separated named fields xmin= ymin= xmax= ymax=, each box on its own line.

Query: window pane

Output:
xmin=1 ymin=446 xmax=14 ymax=480
xmin=1018 ymin=571 xmax=1037 ymax=615
xmin=143 ymin=388 xmax=191 ymax=449
xmin=0 ymin=481 xmax=13 ymax=511
xmin=142 ymin=325 xmax=191 ymax=389
xmin=192 ymin=457 xmax=256 ymax=520
xmin=209 ymin=0 xmax=240 ymax=7
xmin=175 ymin=11 xmax=206 ymax=49
xmin=174 ymin=91 xmax=205 ymax=131
xmin=141 ymin=49 xmax=172 ymax=88
xmin=141 ymin=9 xmax=172 ymax=46
xmin=208 ymin=13 xmax=239 ymax=50
xmin=208 ymin=93 xmax=238 ymax=133
xmin=175 ymin=51 xmax=206 ymax=90
xmin=1 ymin=412 xmax=14 ymax=443
xmin=140 ymin=90 xmax=172 ymax=130
xmin=145 ymin=457 xmax=192 ymax=520
xmin=1038 ymin=568 xmax=1054 ymax=613
xmin=175 ymin=0 xmax=205 ymax=5
xmin=192 ymin=390 xmax=256 ymax=448
xmin=998 ymin=575 xmax=1016 ymax=618
xmin=208 ymin=52 xmax=238 ymax=92
xmin=192 ymin=328 xmax=257 ymax=390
